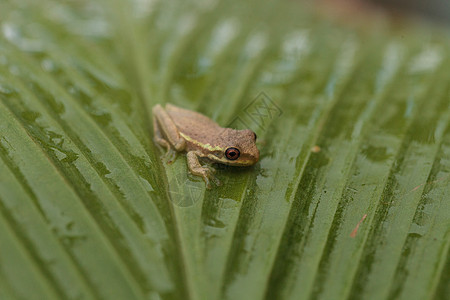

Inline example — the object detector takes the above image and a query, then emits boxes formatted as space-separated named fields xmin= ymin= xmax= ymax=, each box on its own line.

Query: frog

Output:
xmin=152 ymin=103 xmax=260 ymax=188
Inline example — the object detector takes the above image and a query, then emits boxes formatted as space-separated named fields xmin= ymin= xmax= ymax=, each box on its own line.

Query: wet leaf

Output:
xmin=0 ymin=1 xmax=449 ymax=299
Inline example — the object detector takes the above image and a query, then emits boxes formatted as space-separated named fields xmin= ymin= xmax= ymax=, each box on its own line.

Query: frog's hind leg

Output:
xmin=152 ymin=104 xmax=185 ymax=151
xmin=153 ymin=115 xmax=171 ymax=150
xmin=153 ymin=104 xmax=185 ymax=163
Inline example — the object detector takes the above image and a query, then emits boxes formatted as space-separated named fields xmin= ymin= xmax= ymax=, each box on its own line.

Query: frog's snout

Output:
xmin=254 ymin=147 xmax=260 ymax=164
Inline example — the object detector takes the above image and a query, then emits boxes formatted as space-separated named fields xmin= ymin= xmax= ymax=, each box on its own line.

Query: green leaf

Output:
xmin=0 ymin=0 xmax=449 ymax=299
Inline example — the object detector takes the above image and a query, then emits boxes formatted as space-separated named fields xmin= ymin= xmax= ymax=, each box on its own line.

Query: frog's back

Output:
xmin=165 ymin=104 xmax=223 ymax=144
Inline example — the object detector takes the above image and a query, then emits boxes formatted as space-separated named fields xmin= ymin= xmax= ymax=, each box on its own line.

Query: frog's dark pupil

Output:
xmin=225 ymin=148 xmax=240 ymax=160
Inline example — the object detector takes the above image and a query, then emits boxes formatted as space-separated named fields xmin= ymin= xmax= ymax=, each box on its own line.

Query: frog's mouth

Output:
xmin=206 ymin=154 xmax=258 ymax=166
xmin=210 ymin=157 xmax=258 ymax=167
xmin=223 ymin=160 xmax=257 ymax=166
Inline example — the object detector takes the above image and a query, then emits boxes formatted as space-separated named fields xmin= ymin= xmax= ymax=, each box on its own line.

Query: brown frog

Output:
xmin=152 ymin=104 xmax=259 ymax=188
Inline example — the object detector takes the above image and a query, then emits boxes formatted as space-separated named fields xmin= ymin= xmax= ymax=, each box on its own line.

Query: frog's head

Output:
xmin=209 ymin=129 xmax=259 ymax=166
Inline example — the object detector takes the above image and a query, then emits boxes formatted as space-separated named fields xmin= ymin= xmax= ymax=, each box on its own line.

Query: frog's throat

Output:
xmin=179 ymin=132 xmax=224 ymax=152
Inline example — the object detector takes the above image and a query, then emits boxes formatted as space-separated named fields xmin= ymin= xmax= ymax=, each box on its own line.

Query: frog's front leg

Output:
xmin=153 ymin=104 xmax=186 ymax=162
xmin=187 ymin=151 xmax=221 ymax=189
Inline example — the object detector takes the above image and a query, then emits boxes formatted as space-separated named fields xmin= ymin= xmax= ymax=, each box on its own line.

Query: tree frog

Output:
xmin=152 ymin=104 xmax=260 ymax=188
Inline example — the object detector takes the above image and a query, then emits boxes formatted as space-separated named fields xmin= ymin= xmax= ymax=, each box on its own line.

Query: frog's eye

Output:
xmin=253 ymin=132 xmax=257 ymax=141
xmin=225 ymin=147 xmax=240 ymax=160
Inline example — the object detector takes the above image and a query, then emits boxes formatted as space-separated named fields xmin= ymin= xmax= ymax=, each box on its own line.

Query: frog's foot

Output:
xmin=204 ymin=165 xmax=223 ymax=187
xmin=153 ymin=137 xmax=177 ymax=164
xmin=203 ymin=164 xmax=217 ymax=174
xmin=201 ymin=169 xmax=221 ymax=189
xmin=153 ymin=136 xmax=168 ymax=152
xmin=212 ymin=175 xmax=222 ymax=187
xmin=164 ymin=148 xmax=178 ymax=164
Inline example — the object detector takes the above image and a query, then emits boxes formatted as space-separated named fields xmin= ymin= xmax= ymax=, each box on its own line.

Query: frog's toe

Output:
xmin=198 ymin=168 xmax=211 ymax=189
xmin=165 ymin=148 xmax=178 ymax=164
xmin=203 ymin=169 xmax=221 ymax=188
xmin=204 ymin=164 xmax=217 ymax=174
xmin=204 ymin=177 xmax=213 ymax=189
xmin=212 ymin=176 xmax=222 ymax=187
